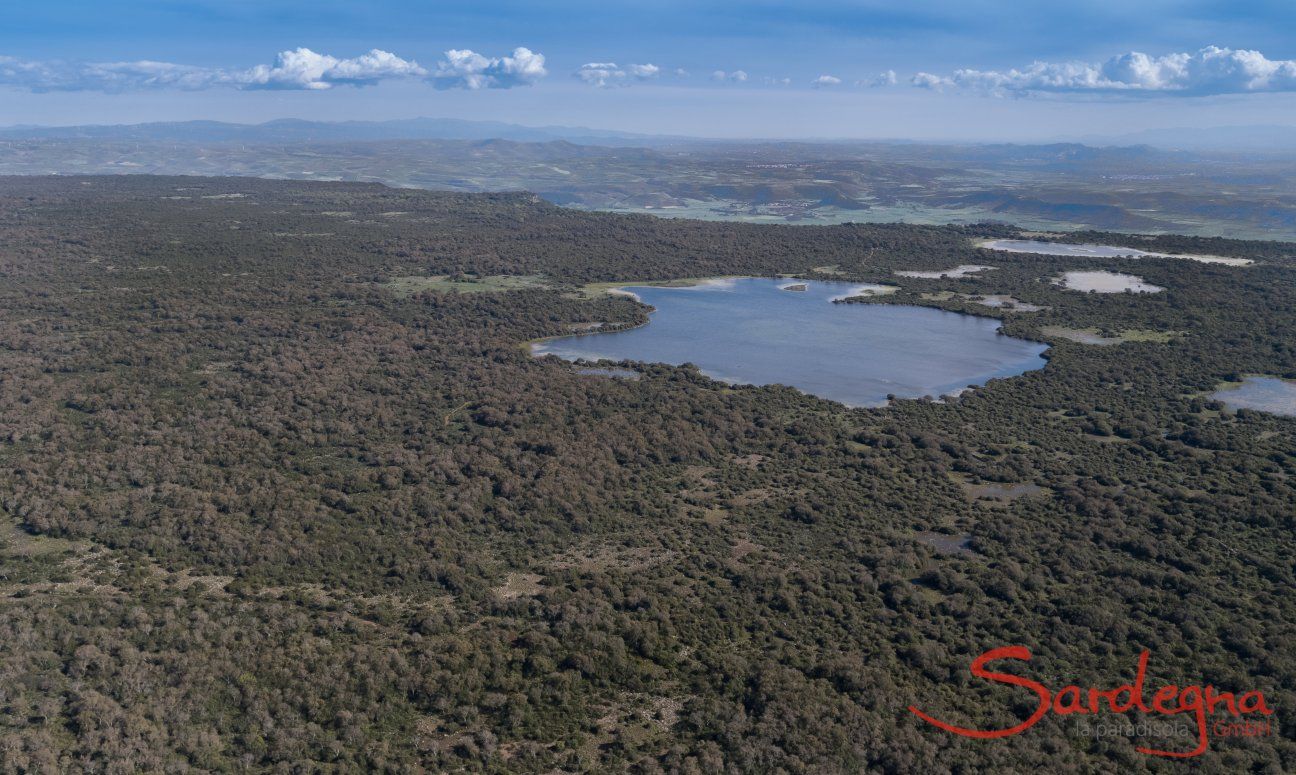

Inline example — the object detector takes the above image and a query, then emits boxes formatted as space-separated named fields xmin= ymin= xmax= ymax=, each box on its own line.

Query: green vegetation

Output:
xmin=384 ymin=273 xmax=553 ymax=297
xmin=1041 ymin=326 xmax=1181 ymax=345
xmin=0 ymin=176 xmax=1294 ymax=772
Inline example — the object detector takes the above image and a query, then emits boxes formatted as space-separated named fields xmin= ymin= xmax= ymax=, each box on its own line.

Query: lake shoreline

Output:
xmin=531 ymin=276 xmax=1051 ymax=407
xmin=525 ymin=274 xmax=903 ymax=352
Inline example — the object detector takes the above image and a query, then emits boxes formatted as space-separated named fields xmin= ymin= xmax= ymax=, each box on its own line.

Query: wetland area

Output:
xmin=1053 ymin=270 xmax=1165 ymax=293
xmin=980 ymin=239 xmax=1254 ymax=266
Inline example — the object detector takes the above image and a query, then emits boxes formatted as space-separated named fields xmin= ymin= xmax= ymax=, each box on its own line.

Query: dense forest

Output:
xmin=0 ymin=175 xmax=1293 ymax=772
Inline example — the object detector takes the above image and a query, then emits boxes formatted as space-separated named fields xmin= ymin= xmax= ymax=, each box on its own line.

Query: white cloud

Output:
xmin=432 ymin=47 xmax=546 ymax=90
xmin=575 ymin=62 xmax=621 ymax=87
xmin=763 ymin=76 xmax=792 ymax=86
xmin=812 ymin=74 xmax=842 ymax=87
xmin=574 ymin=61 xmax=660 ymax=87
xmin=911 ymin=72 xmax=953 ymax=90
xmin=913 ymin=46 xmax=1296 ymax=97
xmin=240 ymin=48 xmax=426 ymax=90
xmin=627 ymin=63 xmax=660 ymax=79
xmin=864 ymin=70 xmax=897 ymax=87
xmin=0 ymin=46 xmax=545 ymax=92
xmin=711 ymin=69 xmax=748 ymax=83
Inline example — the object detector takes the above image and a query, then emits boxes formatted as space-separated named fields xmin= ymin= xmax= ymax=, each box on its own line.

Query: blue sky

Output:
xmin=2 ymin=1 xmax=1295 ymax=139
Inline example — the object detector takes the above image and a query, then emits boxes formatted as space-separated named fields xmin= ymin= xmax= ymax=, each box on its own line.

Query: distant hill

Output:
xmin=1081 ymin=125 xmax=1296 ymax=153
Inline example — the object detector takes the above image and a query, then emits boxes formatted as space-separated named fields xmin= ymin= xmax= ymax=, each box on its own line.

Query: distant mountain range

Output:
xmin=0 ymin=117 xmax=676 ymax=146
xmin=1 ymin=118 xmax=1291 ymax=153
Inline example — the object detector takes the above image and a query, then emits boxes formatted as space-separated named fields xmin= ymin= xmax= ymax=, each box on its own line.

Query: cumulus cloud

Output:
xmin=431 ymin=47 xmax=546 ymax=89
xmin=0 ymin=46 xmax=545 ymax=92
xmin=912 ymin=46 xmax=1296 ymax=97
xmin=812 ymin=74 xmax=842 ymax=87
xmin=628 ymin=63 xmax=660 ymax=79
xmin=864 ymin=70 xmax=897 ymax=87
xmin=574 ymin=62 xmax=620 ymax=87
xmin=711 ymin=69 xmax=748 ymax=83
xmin=911 ymin=72 xmax=952 ymax=90
xmin=574 ymin=61 xmax=660 ymax=87
xmin=240 ymin=48 xmax=426 ymax=90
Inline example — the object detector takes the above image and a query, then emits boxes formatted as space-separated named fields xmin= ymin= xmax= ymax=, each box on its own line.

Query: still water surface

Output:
xmin=533 ymin=278 xmax=1049 ymax=406
xmin=1211 ymin=376 xmax=1296 ymax=417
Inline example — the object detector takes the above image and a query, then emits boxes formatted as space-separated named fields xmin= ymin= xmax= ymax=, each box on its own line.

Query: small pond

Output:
xmin=1211 ymin=376 xmax=1296 ymax=417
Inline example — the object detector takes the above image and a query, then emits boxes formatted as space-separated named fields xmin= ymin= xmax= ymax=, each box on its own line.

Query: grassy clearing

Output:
xmin=0 ymin=518 xmax=96 ymax=587
xmin=384 ymin=274 xmax=552 ymax=297
xmin=1041 ymin=326 xmax=1180 ymax=345
xmin=0 ymin=521 xmax=83 ymax=559
xmin=1116 ymin=329 xmax=1181 ymax=343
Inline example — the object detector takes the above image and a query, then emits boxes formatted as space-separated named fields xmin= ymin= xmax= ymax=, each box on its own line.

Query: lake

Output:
xmin=1211 ymin=376 xmax=1296 ymax=417
xmin=533 ymin=277 xmax=1049 ymax=407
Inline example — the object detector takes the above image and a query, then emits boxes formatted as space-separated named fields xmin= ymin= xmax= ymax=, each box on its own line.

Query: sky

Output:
xmin=2 ymin=0 xmax=1296 ymax=140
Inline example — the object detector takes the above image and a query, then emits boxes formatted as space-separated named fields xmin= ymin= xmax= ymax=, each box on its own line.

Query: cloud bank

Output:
xmin=0 ymin=57 xmax=230 ymax=92
xmin=913 ymin=46 xmax=1296 ymax=97
xmin=5 ymin=44 xmax=1291 ymax=99
xmin=0 ymin=47 xmax=545 ymax=92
